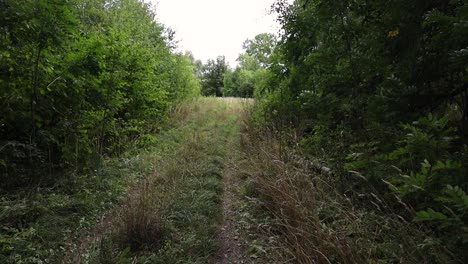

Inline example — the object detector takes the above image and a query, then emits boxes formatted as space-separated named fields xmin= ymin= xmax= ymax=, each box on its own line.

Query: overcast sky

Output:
xmin=150 ymin=0 xmax=281 ymax=66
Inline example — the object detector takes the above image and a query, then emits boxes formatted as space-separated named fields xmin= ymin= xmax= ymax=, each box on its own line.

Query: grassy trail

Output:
xmin=2 ymin=97 xmax=268 ymax=263
xmin=78 ymin=97 xmax=253 ymax=263
xmin=218 ymin=118 xmax=249 ymax=264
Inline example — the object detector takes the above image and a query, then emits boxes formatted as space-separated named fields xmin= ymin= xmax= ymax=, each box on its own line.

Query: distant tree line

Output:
xmin=199 ymin=33 xmax=276 ymax=98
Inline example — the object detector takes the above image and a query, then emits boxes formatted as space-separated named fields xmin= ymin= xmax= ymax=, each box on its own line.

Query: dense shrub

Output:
xmin=253 ymin=0 xmax=468 ymax=260
xmin=0 ymin=0 xmax=200 ymax=189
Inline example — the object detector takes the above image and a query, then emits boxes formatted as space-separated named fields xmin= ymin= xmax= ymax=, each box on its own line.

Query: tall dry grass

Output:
xmin=118 ymin=178 xmax=165 ymax=252
xmin=238 ymin=107 xmax=443 ymax=263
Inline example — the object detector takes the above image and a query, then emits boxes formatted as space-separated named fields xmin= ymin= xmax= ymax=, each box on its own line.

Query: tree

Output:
xmin=184 ymin=51 xmax=204 ymax=78
xmin=256 ymin=0 xmax=468 ymax=260
xmin=222 ymin=34 xmax=277 ymax=98
xmin=201 ymin=56 xmax=228 ymax=97
xmin=242 ymin=33 xmax=276 ymax=67
xmin=0 ymin=0 xmax=201 ymax=189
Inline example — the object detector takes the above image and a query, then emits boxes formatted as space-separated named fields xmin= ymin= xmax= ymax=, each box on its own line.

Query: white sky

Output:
xmin=150 ymin=0 xmax=281 ymax=66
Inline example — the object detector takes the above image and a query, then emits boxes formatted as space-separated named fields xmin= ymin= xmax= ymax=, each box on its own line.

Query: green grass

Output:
xmin=0 ymin=152 xmax=140 ymax=263
xmin=86 ymin=98 xmax=245 ymax=263
xmin=1 ymin=98 xmax=247 ymax=263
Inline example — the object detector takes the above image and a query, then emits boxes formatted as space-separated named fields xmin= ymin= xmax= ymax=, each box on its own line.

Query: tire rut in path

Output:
xmin=218 ymin=146 xmax=248 ymax=264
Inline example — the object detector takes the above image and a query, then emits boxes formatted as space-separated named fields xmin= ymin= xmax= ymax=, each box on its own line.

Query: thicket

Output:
xmin=252 ymin=0 xmax=468 ymax=261
xmin=0 ymin=0 xmax=200 ymax=189
xmin=223 ymin=34 xmax=276 ymax=98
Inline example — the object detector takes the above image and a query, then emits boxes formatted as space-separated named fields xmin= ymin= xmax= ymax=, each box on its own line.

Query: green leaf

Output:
xmin=415 ymin=209 xmax=448 ymax=222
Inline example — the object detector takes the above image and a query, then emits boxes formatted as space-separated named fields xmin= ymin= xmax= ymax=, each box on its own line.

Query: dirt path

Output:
xmin=218 ymin=146 xmax=248 ymax=264
xmin=63 ymin=212 xmax=114 ymax=263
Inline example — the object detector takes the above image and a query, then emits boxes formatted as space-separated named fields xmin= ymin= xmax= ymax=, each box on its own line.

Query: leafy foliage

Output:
xmin=0 ymin=0 xmax=200 ymax=189
xmin=242 ymin=33 xmax=276 ymax=68
xmin=223 ymin=33 xmax=277 ymax=98
xmin=200 ymin=56 xmax=228 ymax=97
xmin=252 ymin=0 xmax=468 ymax=261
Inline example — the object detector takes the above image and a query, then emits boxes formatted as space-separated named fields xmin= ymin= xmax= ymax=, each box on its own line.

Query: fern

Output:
xmin=392 ymin=160 xmax=430 ymax=198
xmin=416 ymin=208 xmax=448 ymax=222
xmin=438 ymin=185 xmax=468 ymax=213
xmin=415 ymin=185 xmax=468 ymax=244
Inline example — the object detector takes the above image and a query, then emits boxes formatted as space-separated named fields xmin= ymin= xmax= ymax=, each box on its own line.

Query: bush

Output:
xmin=0 ymin=0 xmax=201 ymax=190
xmin=251 ymin=0 xmax=468 ymax=261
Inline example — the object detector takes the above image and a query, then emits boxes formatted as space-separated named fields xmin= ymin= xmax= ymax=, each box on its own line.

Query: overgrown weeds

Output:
xmin=238 ymin=107 xmax=459 ymax=263
xmin=0 ymin=97 xmax=247 ymax=263
xmin=117 ymin=179 xmax=166 ymax=252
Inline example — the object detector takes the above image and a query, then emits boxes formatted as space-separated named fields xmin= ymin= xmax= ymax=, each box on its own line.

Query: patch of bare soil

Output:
xmin=218 ymin=149 xmax=249 ymax=264
xmin=61 ymin=210 xmax=115 ymax=263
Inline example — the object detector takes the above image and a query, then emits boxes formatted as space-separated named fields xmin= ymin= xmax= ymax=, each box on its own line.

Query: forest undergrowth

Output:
xmin=2 ymin=97 xmax=465 ymax=263
xmin=237 ymin=105 xmax=465 ymax=263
